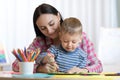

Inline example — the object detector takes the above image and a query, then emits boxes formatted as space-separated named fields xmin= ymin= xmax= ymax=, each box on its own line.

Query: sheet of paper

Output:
xmin=12 ymin=73 xmax=53 ymax=78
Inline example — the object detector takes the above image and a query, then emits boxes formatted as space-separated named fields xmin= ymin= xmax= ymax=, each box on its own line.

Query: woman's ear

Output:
xmin=57 ymin=13 xmax=61 ymax=21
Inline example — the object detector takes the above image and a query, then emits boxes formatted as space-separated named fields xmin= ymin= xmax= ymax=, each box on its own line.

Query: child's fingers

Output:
xmin=47 ymin=53 xmax=54 ymax=57
xmin=46 ymin=63 xmax=57 ymax=73
xmin=54 ymin=63 xmax=59 ymax=71
xmin=53 ymin=63 xmax=59 ymax=70
xmin=43 ymin=54 xmax=55 ymax=63
xmin=42 ymin=55 xmax=50 ymax=63
xmin=50 ymin=62 xmax=59 ymax=71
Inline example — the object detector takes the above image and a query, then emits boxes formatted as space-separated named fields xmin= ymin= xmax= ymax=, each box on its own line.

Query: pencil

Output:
xmin=30 ymin=48 xmax=40 ymax=62
xmin=30 ymin=52 xmax=36 ymax=61
xmin=12 ymin=49 xmax=22 ymax=62
xmin=105 ymin=73 xmax=120 ymax=76
xmin=24 ymin=47 xmax=27 ymax=58
xmin=26 ymin=51 xmax=31 ymax=62
xmin=17 ymin=49 xmax=28 ymax=62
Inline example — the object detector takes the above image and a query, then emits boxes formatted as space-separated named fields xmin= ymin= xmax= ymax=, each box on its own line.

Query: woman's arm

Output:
xmin=12 ymin=59 xmax=19 ymax=72
xmin=80 ymin=32 xmax=103 ymax=73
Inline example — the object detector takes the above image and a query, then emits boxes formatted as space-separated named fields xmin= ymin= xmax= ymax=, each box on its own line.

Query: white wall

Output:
xmin=98 ymin=27 xmax=120 ymax=72
xmin=116 ymin=0 xmax=120 ymax=27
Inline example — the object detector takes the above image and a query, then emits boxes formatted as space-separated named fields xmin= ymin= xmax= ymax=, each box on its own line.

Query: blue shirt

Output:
xmin=47 ymin=45 xmax=87 ymax=72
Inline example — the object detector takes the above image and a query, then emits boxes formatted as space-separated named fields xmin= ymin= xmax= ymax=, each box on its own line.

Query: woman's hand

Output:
xmin=67 ymin=66 xmax=88 ymax=74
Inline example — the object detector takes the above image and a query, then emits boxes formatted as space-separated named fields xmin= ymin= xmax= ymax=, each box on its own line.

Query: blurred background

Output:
xmin=0 ymin=0 xmax=120 ymax=72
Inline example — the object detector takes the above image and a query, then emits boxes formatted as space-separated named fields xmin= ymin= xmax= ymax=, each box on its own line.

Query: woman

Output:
xmin=12 ymin=3 xmax=103 ymax=73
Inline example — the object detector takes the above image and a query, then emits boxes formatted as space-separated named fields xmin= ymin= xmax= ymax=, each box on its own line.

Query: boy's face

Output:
xmin=60 ymin=32 xmax=82 ymax=52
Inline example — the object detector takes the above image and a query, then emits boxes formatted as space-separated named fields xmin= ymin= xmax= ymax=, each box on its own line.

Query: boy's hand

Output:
xmin=37 ymin=63 xmax=59 ymax=73
xmin=42 ymin=53 xmax=59 ymax=72
xmin=42 ymin=53 xmax=55 ymax=63
xmin=67 ymin=66 xmax=88 ymax=74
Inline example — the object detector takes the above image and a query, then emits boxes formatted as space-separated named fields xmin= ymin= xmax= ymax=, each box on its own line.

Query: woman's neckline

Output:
xmin=53 ymin=36 xmax=60 ymax=46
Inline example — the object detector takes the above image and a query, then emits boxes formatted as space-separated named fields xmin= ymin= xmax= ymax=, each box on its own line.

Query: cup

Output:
xmin=19 ymin=62 xmax=34 ymax=74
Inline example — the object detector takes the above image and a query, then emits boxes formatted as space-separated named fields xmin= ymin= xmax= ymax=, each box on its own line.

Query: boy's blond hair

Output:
xmin=60 ymin=17 xmax=82 ymax=35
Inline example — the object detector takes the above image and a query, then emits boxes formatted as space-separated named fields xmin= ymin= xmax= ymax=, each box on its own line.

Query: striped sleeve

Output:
xmin=78 ymin=49 xmax=87 ymax=68
xmin=80 ymin=32 xmax=103 ymax=73
xmin=48 ymin=45 xmax=58 ymax=56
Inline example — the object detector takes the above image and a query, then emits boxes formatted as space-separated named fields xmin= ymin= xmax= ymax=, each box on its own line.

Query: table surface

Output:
xmin=0 ymin=71 xmax=120 ymax=80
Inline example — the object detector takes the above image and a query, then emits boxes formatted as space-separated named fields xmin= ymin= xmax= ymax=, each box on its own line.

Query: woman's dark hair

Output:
xmin=33 ymin=3 xmax=63 ymax=38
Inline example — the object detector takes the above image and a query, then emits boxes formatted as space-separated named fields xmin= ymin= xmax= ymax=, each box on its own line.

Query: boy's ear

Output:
xmin=79 ymin=35 xmax=82 ymax=43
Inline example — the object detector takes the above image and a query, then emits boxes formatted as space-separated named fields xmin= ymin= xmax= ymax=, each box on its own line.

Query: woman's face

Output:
xmin=36 ymin=14 xmax=60 ymax=39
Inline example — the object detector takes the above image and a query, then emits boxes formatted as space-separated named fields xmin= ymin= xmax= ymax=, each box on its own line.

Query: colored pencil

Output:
xmin=12 ymin=49 xmax=22 ymax=61
xmin=30 ymin=48 xmax=40 ymax=62
xmin=17 ymin=49 xmax=28 ymax=62
xmin=12 ymin=48 xmax=41 ymax=62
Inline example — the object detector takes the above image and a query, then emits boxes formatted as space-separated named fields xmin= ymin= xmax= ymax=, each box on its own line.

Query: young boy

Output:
xmin=37 ymin=17 xmax=88 ymax=73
